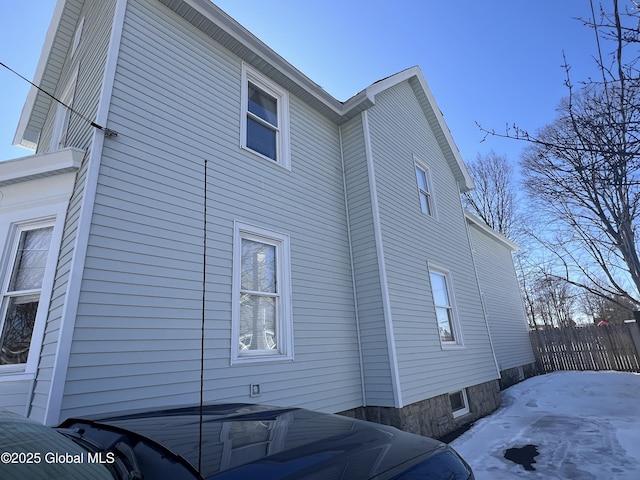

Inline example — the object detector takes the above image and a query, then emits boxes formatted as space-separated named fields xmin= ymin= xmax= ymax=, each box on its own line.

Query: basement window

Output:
xmin=449 ymin=389 xmax=469 ymax=418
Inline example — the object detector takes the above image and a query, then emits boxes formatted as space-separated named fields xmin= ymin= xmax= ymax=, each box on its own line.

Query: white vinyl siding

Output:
xmin=0 ymin=381 xmax=32 ymax=415
xmin=340 ymin=114 xmax=396 ymax=407
xmin=38 ymin=1 xmax=114 ymax=155
xmin=364 ymin=80 xmax=499 ymax=405
xmin=467 ymin=221 xmax=535 ymax=371
xmin=58 ymin=0 xmax=362 ymax=419
xmin=28 ymin=0 xmax=119 ymax=423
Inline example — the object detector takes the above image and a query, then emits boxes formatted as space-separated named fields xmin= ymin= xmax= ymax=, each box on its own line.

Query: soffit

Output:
xmin=14 ymin=0 xmax=84 ymax=150
xmin=465 ymin=210 xmax=520 ymax=252
xmin=157 ymin=0 xmax=358 ymax=123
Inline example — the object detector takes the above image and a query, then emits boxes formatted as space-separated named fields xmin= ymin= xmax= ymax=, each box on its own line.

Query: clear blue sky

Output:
xmin=0 ymin=1 xmax=601 ymax=165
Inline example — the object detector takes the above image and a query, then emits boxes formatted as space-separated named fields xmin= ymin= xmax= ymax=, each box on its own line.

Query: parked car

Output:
xmin=1 ymin=404 xmax=474 ymax=479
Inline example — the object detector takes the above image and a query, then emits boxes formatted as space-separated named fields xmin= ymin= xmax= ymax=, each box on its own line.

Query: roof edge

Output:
xmin=12 ymin=0 xmax=67 ymax=149
xmin=361 ymin=66 xmax=474 ymax=192
xmin=0 ymin=147 xmax=84 ymax=186
xmin=465 ymin=210 xmax=520 ymax=251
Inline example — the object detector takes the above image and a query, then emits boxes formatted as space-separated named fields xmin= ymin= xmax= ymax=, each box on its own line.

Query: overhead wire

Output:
xmin=0 ymin=61 xmax=117 ymax=137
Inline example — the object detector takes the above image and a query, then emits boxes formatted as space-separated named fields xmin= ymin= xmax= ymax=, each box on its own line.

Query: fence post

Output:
xmin=629 ymin=312 xmax=640 ymax=358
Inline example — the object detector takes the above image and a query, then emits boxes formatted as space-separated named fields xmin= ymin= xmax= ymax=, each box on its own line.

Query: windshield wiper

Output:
xmin=58 ymin=428 xmax=142 ymax=480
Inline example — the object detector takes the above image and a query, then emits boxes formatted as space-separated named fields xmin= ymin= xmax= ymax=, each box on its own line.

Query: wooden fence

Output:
xmin=529 ymin=323 xmax=640 ymax=374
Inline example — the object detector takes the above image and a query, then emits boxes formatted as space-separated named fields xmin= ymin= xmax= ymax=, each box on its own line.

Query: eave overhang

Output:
xmin=13 ymin=0 xmax=84 ymax=151
xmin=465 ymin=210 xmax=520 ymax=252
xmin=160 ymin=1 xmax=472 ymax=190
xmin=15 ymin=0 xmax=471 ymax=193
xmin=0 ymin=147 xmax=84 ymax=187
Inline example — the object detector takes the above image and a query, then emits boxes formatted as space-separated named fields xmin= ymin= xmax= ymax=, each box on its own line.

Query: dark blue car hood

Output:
xmin=58 ymin=403 xmax=451 ymax=479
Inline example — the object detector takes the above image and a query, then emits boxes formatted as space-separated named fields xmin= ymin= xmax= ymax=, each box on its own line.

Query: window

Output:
xmin=429 ymin=268 xmax=463 ymax=346
xmin=71 ymin=17 xmax=84 ymax=57
xmin=49 ymin=70 xmax=78 ymax=152
xmin=0 ymin=225 xmax=53 ymax=366
xmin=414 ymin=161 xmax=434 ymax=216
xmin=241 ymin=64 xmax=290 ymax=169
xmin=232 ymin=223 xmax=292 ymax=363
xmin=449 ymin=389 xmax=470 ymax=418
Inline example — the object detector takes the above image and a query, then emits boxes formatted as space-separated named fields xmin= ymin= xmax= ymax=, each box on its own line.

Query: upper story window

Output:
xmin=414 ymin=157 xmax=435 ymax=217
xmin=0 ymin=224 xmax=53 ymax=367
xmin=49 ymin=69 xmax=78 ymax=152
xmin=232 ymin=222 xmax=293 ymax=364
xmin=241 ymin=64 xmax=290 ymax=169
xmin=429 ymin=267 xmax=463 ymax=347
xmin=71 ymin=17 xmax=85 ymax=57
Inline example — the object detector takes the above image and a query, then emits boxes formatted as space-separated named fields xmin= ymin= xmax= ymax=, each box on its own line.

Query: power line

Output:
xmin=1 ymin=61 xmax=117 ymax=137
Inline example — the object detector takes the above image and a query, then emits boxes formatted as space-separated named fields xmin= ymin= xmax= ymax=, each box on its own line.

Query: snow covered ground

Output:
xmin=451 ymin=371 xmax=640 ymax=479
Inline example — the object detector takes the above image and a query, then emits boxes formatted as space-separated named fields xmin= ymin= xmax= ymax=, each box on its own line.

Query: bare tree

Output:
xmin=515 ymin=252 xmax=543 ymax=329
xmin=532 ymin=276 xmax=577 ymax=328
xmin=463 ymin=151 xmax=518 ymax=239
xmin=481 ymin=0 xmax=640 ymax=308
xmin=581 ymin=290 xmax=637 ymax=324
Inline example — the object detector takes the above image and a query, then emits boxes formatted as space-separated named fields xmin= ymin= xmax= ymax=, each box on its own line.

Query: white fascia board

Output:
xmin=13 ymin=0 xmax=67 ymax=148
xmin=177 ymin=0 xmax=345 ymax=114
xmin=0 ymin=147 xmax=84 ymax=187
xmin=364 ymin=66 xmax=475 ymax=193
xmin=464 ymin=210 xmax=520 ymax=251
xmin=410 ymin=70 xmax=475 ymax=192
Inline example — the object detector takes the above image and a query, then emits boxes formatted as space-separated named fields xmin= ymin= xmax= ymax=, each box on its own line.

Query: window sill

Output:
xmin=452 ymin=408 xmax=471 ymax=419
xmin=231 ymin=354 xmax=294 ymax=366
xmin=240 ymin=145 xmax=291 ymax=172
xmin=419 ymin=211 xmax=438 ymax=222
xmin=0 ymin=370 xmax=35 ymax=382
xmin=440 ymin=343 xmax=466 ymax=351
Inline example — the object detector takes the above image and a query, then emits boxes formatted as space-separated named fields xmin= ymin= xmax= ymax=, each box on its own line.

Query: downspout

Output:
xmin=464 ymin=214 xmax=501 ymax=379
xmin=339 ymin=124 xmax=367 ymax=407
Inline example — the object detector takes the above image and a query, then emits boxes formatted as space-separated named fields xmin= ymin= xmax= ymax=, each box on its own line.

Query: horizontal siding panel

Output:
xmin=0 ymin=381 xmax=31 ymax=415
xmin=30 ymin=0 xmax=118 ymax=423
xmin=62 ymin=0 xmax=362 ymax=419
xmin=469 ymin=225 xmax=534 ymax=370
xmin=341 ymin=114 xmax=394 ymax=406
xmin=366 ymin=82 xmax=499 ymax=405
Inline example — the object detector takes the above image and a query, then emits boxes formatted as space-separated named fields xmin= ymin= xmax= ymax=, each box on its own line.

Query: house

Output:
xmin=0 ymin=0 xmax=535 ymax=438
xmin=465 ymin=212 xmax=536 ymax=389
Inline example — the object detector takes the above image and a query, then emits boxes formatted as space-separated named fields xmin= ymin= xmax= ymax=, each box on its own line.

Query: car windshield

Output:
xmin=0 ymin=411 xmax=114 ymax=480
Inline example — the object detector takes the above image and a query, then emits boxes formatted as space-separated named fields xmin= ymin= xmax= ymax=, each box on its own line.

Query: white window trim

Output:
xmin=49 ymin=68 xmax=79 ymax=152
xmin=414 ymin=155 xmax=437 ymax=218
xmin=450 ymin=388 xmax=470 ymax=418
xmin=240 ymin=63 xmax=291 ymax=170
xmin=231 ymin=222 xmax=293 ymax=364
xmin=0 ymin=215 xmax=63 ymax=377
xmin=428 ymin=265 xmax=464 ymax=349
xmin=71 ymin=16 xmax=85 ymax=57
